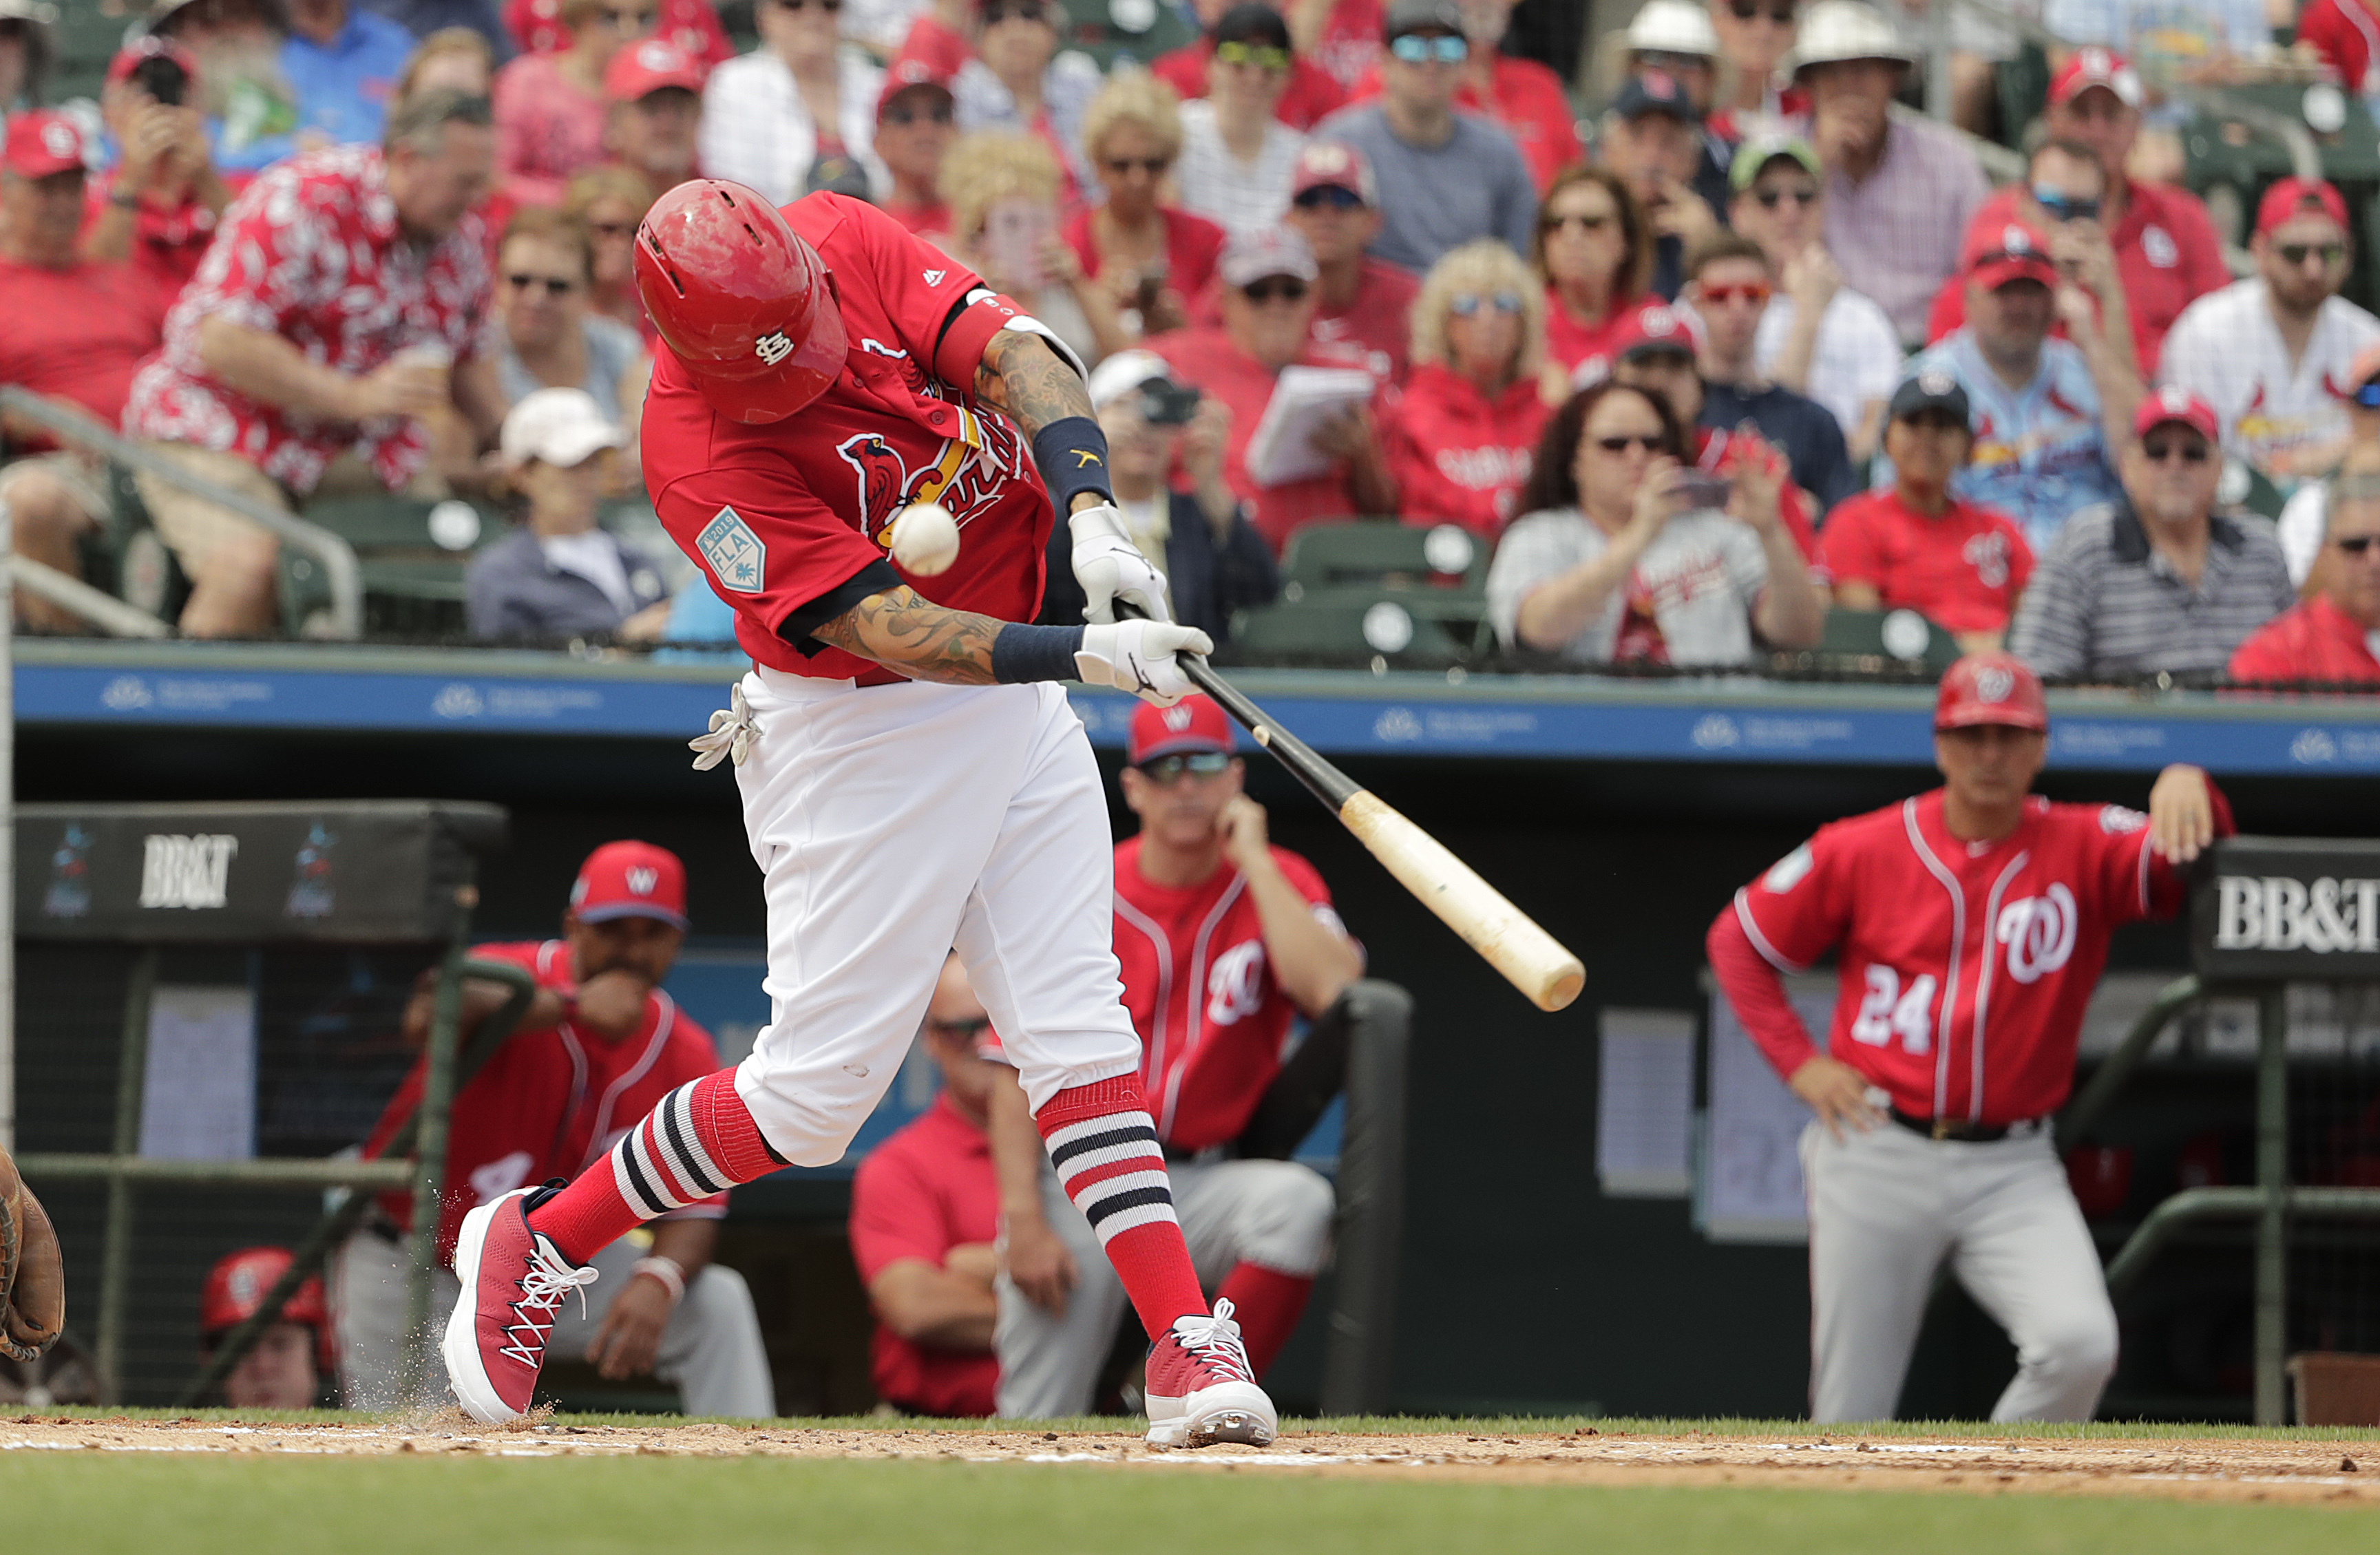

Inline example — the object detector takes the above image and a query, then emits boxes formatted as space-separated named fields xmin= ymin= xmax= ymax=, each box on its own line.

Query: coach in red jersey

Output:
xmin=848 ymin=955 xmax=1004 ymax=1417
xmin=332 ymin=842 xmax=772 ymax=1415
xmin=989 ymin=695 xmax=1365 ymax=1417
xmin=1707 ymin=654 xmax=2231 ymax=1424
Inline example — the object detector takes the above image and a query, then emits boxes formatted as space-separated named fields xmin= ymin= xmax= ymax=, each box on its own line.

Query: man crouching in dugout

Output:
xmin=1707 ymin=653 xmax=2230 ymax=1423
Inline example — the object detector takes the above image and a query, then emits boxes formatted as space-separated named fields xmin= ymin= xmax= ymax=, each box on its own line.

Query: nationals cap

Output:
xmin=570 ymin=840 xmax=690 ymax=929
xmin=2047 ymin=45 xmax=2142 ymax=109
xmin=1935 ymin=652 xmax=2047 ymax=732
xmin=201 ymin=1247 xmax=333 ymax=1370
xmin=1614 ymin=66 xmax=1700 ymax=123
xmin=2133 ymin=384 xmax=2219 ymax=443
xmin=1289 ymin=139 xmax=1376 ymax=205
xmin=1609 ymin=302 xmax=1703 ymax=362
xmin=876 ymin=57 xmax=956 ymax=119
xmin=604 ymin=38 xmax=705 ymax=101
xmin=2 ymin=110 xmax=83 ymax=178
xmin=1128 ymin=693 xmax=1234 ymax=764
xmin=2255 ymin=177 xmax=2348 ymax=238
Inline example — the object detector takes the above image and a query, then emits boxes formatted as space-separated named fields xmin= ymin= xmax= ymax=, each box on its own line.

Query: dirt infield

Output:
xmin=3 ymin=1415 xmax=2377 ymax=1505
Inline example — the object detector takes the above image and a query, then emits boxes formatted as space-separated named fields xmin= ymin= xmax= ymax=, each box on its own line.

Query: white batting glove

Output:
xmin=1075 ymin=620 xmax=1212 ymax=706
xmin=1069 ymin=503 xmax=1172 ymax=624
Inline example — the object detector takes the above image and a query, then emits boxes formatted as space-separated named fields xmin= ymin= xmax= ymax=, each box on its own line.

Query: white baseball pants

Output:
xmin=1801 ymin=1119 xmax=2118 ymax=1424
xmin=724 ymin=670 xmax=1144 ymax=1160
xmin=992 ymin=1156 xmax=1334 ymax=1418
xmin=328 ymin=1229 xmax=775 ymax=1417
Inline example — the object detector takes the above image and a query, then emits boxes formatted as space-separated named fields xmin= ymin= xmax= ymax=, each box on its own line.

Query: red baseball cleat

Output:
xmin=1143 ymin=1298 xmax=1278 ymax=1447
xmin=441 ymin=1185 xmax=599 ymax=1424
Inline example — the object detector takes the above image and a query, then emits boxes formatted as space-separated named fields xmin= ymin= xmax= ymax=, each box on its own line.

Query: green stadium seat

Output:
xmin=277 ymin=495 xmax=500 ymax=637
xmin=2221 ymin=458 xmax=2288 ymax=522
xmin=1227 ymin=590 xmax=1470 ymax=668
xmin=1813 ymin=606 xmax=1961 ymax=675
xmin=1281 ymin=520 xmax=1491 ymax=593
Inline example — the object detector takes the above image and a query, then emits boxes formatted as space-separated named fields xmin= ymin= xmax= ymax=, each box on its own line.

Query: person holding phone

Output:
xmin=942 ymin=130 xmax=1133 ymax=363
xmin=1066 ymin=71 xmax=1226 ymax=340
xmin=1485 ymin=377 xmax=1825 ymax=665
xmin=83 ymin=37 xmax=234 ymax=306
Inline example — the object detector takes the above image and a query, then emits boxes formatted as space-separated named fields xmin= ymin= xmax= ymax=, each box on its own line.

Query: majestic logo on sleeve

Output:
xmin=1996 ymin=883 xmax=2078 ymax=983
xmin=753 ymin=331 xmax=794 ymax=366
xmin=697 ymin=505 xmax=767 ymax=593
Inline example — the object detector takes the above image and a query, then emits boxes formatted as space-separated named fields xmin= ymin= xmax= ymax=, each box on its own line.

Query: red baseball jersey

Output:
xmin=1819 ymin=488 xmax=2035 ymax=634
xmin=1111 ymin=838 xmax=1349 ymax=1152
xmin=364 ymin=940 xmax=725 ymax=1262
xmin=641 ymin=193 xmax=1055 ymax=681
xmin=1722 ymin=785 xmax=2231 ymax=1124
xmin=847 ymin=1093 xmax=1000 ymax=1416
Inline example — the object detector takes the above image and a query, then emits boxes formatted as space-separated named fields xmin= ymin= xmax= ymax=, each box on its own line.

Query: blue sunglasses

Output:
xmin=2031 ymin=184 xmax=2100 ymax=224
xmin=1389 ymin=32 xmax=1468 ymax=63
xmin=1448 ymin=290 xmax=1524 ymax=317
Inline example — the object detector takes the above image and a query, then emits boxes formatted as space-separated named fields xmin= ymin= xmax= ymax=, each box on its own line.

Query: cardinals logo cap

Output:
xmin=1935 ymin=652 xmax=2047 ymax=733
xmin=570 ymin=840 xmax=690 ymax=929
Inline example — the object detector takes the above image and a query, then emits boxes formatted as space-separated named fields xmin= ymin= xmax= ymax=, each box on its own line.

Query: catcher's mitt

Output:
xmin=0 ymin=1145 xmax=63 ymax=1362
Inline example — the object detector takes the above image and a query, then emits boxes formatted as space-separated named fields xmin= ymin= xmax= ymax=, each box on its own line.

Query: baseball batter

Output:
xmin=1706 ymin=653 xmax=2232 ymax=1423
xmin=442 ymin=180 xmax=1275 ymax=1447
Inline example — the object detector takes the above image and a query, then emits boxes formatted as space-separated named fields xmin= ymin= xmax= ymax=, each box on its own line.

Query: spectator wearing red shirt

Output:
xmin=123 ymin=90 xmax=507 ymax=638
xmin=1824 ymin=373 xmax=2036 ymax=650
xmin=2229 ymin=454 xmax=2380 ymax=685
xmin=600 ymin=36 xmax=704 ymax=194
xmin=1301 ymin=0 xmax=1386 ymax=92
xmin=1150 ymin=0 xmax=1349 ymax=129
xmin=1535 ymin=165 xmax=1671 ymax=396
xmin=2296 ymin=0 xmax=2380 ymax=99
xmin=874 ymin=60 xmax=957 ymax=238
xmin=1342 ymin=0 xmax=1578 ymax=191
xmin=83 ymin=39 xmax=233 ymax=309
xmin=493 ymin=0 xmax=653 ymax=205
xmin=1153 ymin=224 xmax=1395 ymax=551
xmin=848 ymin=955 xmax=1005 ymax=1417
xmin=505 ymin=0 xmax=729 ymax=65
xmin=989 ymin=696 xmax=1361 ymax=1417
xmin=1380 ymin=238 xmax=1550 ymax=540
xmin=332 ymin=843 xmax=773 ymax=1414
xmin=0 ymin=113 xmax=171 ymax=633
xmin=1065 ymin=70 xmax=1226 ymax=341
xmin=1705 ymin=0 xmax=1808 ymax=139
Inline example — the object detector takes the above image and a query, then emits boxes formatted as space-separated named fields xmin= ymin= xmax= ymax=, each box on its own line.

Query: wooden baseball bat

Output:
xmin=1121 ymin=615 xmax=1585 ymax=1012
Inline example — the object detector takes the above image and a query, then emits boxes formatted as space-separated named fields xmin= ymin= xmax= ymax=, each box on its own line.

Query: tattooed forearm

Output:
xmin=973 ymin=330 xmax=1094 ymax=439
xmin=811 ymin=584 xmax=1006 ymax=685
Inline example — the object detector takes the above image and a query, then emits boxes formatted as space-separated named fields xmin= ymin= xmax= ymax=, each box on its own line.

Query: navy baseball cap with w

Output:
xmin=1129 ymin=695 xmax=1234 ymax=765
xmin=571 ymin=840 xmax=689 ymax=928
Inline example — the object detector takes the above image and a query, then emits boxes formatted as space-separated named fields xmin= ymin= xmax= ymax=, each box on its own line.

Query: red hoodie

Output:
xmin=1380 ymin=363 xmax=1548 ymax=540
xmin=2228 ymin=593 xmax=2380 ymax=684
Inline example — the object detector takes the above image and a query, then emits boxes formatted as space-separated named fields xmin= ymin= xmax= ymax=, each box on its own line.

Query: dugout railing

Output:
xmin=7 ymin=800 xmax=509 ymax=1404
xmin=2061 ymin=837 xmax=2380 ymax=1425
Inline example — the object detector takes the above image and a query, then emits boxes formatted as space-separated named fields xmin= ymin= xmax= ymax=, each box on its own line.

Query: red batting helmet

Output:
xmin=1935 ymin=652 xmax=2048 ymax=733
xmin=201 ymin=1246 xmax=334 ymax=1370
xmin=633 ymin=180 xmax=848 ymax=425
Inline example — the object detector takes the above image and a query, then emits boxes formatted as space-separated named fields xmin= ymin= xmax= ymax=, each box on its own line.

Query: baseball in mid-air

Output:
xmin=889 ymin=501 xmax=960 ymax=576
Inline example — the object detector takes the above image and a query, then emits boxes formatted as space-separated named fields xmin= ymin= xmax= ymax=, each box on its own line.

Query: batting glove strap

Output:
xmin=1075 ymin=620 xmax=1212 ymax=706
xmin=1068 ymin=505 xmax=1172 ymax=625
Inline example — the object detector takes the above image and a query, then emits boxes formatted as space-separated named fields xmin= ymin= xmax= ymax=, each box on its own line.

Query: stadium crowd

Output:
xmin=0 ymin=0 xmax=2377 ymax=681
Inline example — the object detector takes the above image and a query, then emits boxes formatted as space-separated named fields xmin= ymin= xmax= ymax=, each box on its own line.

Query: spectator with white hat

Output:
xmin=1037 ymin=350 xmax=1279 ymax=642
xmin=467 ymin=386 xmax=669 ymax=642
xmin=1787 ymin=0 xmax=1986 ymax=345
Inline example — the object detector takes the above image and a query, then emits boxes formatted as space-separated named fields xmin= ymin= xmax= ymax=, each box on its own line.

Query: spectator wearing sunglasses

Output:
xmin=1532 ymin=165 xmax=1670 ymax=396
xmin=845 ymin=952 xmax=1006 ymax=1419
xmin=950 ymin=0 xmax=1102 ymax=197
xmin=2231 ymin=449 xmax=2380 ymax=686
xmin=1150 ymin=0 xmax=1348 ymax=129
xmin=1921 ymin=138 xmax=2131 ymax=369
xmin=1895 ymin=223 xmax=2137 ymax=554
xmin=1787 ymin=0 xmax=1986 ymax=346
xmin=1274 ymin=140 xmax=1417 ymax=382
xmin=1378 ymin=240 xmax=1549 ymax=540
xmin=874 ymin=59 xmax=958 ymax=237
xmin=1820 ymin=373 xmax=2035 ymax=651
xmin=699 ymin=0 xmax=885 ymax=205
xmin=1725 ymin=136 xmax=1897 ymax=463
xmin=563 ymin=164 xmax=659 ymax=340
xmin=940 ymin=131 xmax=1129 ymax=362
xmin=1171 ymin=5 xmax=1310 ymax=241
xmin=1923 ymin=54 xmax=2224 ymax=380
xmin=1341 ymin=0 xmax=1579 ymax=193
xmin=493 ymin=207 xmax=650 ymax=478
xmin=491 ymin=0 xmax=649 ymax=204
xmin=599 ymin=38 xmax=704 ymax=194
xmin=2011 ymin=390 xmax=2291 ymax=680
xmin=1703 ymin=0 xmax=1808 ymax=140
xmin=503 ymin=0 xmax=730 ymax=65
xmin=2275 ymin=343 xmax=2380 ymax=587
xmin=1065 ymin=72 xmax=1225 ymax=339
xmin=1312 ymin=0 xmax=1535 ymax=276
xmin=1037 ymin=351 xmax=1279 ymax=641
xmin=1152 ymin=224 xmax=1393 ymax=551
xmin=1487 ymin=377 xmax=1824 ymax=664
xmin=1683 ymin=232 xmax=1860 ymax=516
xmin=2157 ymin=178 xmax=2380 ymax=489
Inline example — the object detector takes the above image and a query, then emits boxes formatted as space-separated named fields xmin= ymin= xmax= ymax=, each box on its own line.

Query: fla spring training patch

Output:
xmin=700 ymin=506 xmax=767 ymax=593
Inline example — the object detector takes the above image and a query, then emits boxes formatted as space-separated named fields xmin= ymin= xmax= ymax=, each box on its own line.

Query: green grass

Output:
xmin=0 ymin=1457 xmax=2374 ymax=1555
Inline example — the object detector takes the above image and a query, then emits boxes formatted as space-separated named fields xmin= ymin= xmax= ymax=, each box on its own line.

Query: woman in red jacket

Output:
xmin=1379 ymin=238 xmax=1550 ymax=541
xmin=1533 ymin=164 xmax=1670 ymax=400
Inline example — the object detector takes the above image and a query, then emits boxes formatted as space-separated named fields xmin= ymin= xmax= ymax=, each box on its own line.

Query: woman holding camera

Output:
xmin=1378 ymin=239 xmax=1549 ymax=542
xmin=1485 ymin=378 xmax=1824 ymax=665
